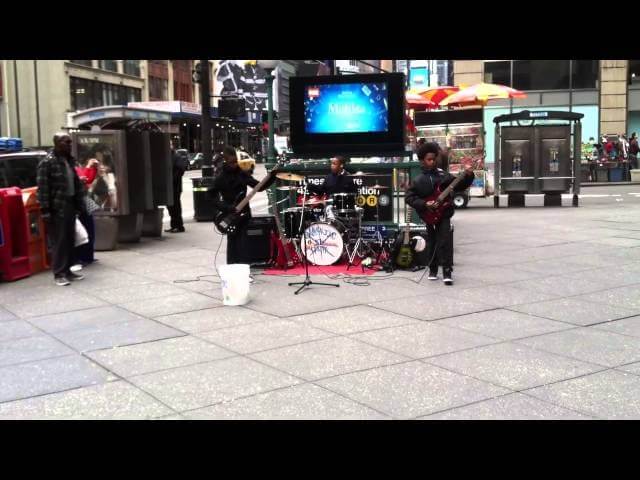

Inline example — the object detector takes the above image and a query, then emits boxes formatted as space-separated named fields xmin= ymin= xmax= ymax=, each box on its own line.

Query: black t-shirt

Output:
xmin=207 ymin=167 xmax=275 ymax=215
xmin=307 ymin=171 xmax=357 ymax=197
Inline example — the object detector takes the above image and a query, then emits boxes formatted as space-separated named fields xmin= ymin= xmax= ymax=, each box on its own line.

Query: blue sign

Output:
xmin=304 ymin=82 xmax=389 ymax=134
xmin=410 ymin=67 xmax=429 ymax=89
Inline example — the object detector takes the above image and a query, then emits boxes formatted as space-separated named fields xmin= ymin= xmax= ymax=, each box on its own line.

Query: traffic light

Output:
xmin=192 ymin=62 xmax=202 ymax=83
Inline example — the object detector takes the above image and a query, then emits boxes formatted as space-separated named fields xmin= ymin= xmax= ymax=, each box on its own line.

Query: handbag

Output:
xmin=84 ymin=195 xmax=101 ymax=214
xmin=74 ymin=218 xmax=89 ymax=247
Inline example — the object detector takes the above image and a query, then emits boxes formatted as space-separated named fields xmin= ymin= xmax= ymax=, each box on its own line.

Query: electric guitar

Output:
xmin=419 ymin=165 xmax=472 ymax=226
xmin=395 ymin=208 xmax=414 ymax=269
xmin=269 ymin=194 xmax=299 ymax=270
xmin=214 ymin=159 xmax=284 ymax=235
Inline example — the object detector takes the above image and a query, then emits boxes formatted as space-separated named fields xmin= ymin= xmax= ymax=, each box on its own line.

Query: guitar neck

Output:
xmin=235 ymin=165 xmax=278 ymax=212
xmin=403 ymin=206 xmax=412 ymax=242
xmin=437 ymin=171 xmax=466 ymax=203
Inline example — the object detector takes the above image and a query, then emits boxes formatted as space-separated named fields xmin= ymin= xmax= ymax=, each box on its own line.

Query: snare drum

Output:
xmin=331 ymin=193 xmax=357 ymax=211
xmin=283 ymin=208 xmax=315 ymax=238
xmin=301 ymin=221 xmax=345 ymax=266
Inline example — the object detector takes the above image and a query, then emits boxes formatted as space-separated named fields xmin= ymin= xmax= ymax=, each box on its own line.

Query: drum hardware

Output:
xmin=276 ymin=186 xmax=300 ymax=191
xmin=288 ymin=183 xmax=340 ymax=295
xmin=276 ymin=172 xmax=305 ymax=182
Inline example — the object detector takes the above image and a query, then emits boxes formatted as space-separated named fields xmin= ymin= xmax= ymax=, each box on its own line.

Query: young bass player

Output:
xmin=405 ymin=142 xmax=474 ymax=285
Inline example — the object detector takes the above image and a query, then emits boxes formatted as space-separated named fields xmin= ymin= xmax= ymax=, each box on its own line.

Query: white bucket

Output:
xmin=219 ymin=264 xmax=250 ymax=306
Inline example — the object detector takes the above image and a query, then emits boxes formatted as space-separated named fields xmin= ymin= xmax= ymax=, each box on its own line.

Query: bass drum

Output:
xmin=301 ymin=221 xmax=345 ymax=266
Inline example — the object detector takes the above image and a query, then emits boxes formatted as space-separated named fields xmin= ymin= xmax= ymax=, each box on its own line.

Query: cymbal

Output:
xmin=348 ymin=172 xmax=376 ymax=176
xmin=276 ymin=172 xmax=305 ymax=182
xmin=276 ymin=186 xmax=299 ymax=191
xmin=371 ymin=184 xmax=390 ymax=189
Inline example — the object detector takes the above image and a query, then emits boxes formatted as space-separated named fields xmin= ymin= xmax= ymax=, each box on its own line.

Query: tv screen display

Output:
xmin=290 ymin=73 xmax=405 ymax=156
xmin=304 ymin=82 xmax=389 ymax=134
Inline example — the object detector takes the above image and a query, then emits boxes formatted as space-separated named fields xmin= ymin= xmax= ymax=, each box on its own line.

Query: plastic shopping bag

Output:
xmin=74 ymin=218 xmax=89 ymax=247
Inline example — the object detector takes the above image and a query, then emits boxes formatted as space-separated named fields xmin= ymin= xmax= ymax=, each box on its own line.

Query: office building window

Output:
xmin=123 ymin=60 xmax=140 ymax=77
xmin=149 ymin=76 xmax=168 ymax=100
xmin=99 ymin=60 xmax=118 ymax=72
xmin=69 ymin=60 xmax=92 ymax=67
xmin=629 ymin=60 xmax=640 ymax=85
xmin=70 ymin=76 xmax=141 ymax=111
xmin=513 ymin=60 xmax=570 ymax=90
xmin=571 ymin=60 xmax=598 ymax=89
xmin=484 ymin=61 xmax=511 ymax=86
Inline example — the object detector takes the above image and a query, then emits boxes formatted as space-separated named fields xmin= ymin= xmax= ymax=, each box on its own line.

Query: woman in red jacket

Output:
xmin=73 ymin=158 xmax=99 ymax=266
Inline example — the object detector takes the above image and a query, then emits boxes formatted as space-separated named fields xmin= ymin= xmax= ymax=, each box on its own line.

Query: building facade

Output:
xmin=0 ymin=60 xmax=146 ymax=148
xmin=452 ymin=60 xmax=640 ymax=165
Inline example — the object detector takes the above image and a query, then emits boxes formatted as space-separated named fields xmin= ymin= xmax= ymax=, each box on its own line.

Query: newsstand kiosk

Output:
xmin=70 ymin=106 xmax=173 ymax=250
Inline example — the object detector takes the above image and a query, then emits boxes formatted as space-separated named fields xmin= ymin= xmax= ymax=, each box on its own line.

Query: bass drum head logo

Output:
xmin=378 ymin=195 xmax=390 ymax=207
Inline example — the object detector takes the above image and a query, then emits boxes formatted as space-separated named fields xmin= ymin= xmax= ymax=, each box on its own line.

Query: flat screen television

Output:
xmin=289 ymin=73 xmax=406 ymax=156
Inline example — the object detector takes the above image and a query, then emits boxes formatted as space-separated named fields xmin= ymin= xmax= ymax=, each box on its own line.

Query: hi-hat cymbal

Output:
xmin=276 ymin=172 xmax=305 ymax=182
xmin=371 ymin=184 xmax=390 ymax=189
xmin=276 ymin=186 xmax=299 ymax=191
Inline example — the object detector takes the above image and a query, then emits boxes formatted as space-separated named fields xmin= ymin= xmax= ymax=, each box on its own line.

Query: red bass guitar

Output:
xmin=419 ymin=169 xmax=471 ymax=226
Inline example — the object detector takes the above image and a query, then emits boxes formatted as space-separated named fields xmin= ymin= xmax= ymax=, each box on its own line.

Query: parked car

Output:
xmin=0 ymin=151 xmax=48 ymax=189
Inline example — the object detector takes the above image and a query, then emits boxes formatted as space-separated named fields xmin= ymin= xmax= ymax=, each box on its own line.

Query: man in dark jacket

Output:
xmin=37 ymin=133 xmax=86 ymax=286
xmin=208 ymin=146 xmax=278 ymax=264
xmin=405 ymin=142 xmax=474 ymax=285
xmin=166 ymin=143 xmax=187 ymax=233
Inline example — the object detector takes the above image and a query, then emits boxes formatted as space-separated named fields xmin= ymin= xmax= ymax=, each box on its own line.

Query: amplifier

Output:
xmin=245 ymin=215 xmax=276 ymax=267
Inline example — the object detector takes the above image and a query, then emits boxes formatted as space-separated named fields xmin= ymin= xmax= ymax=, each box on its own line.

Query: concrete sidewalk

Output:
xmin=1 ymin=198 xmax=640 ymax=419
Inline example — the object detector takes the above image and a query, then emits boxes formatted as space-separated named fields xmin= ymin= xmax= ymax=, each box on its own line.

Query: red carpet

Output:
xmin=263 ymin=260 xmax=378 ymax=276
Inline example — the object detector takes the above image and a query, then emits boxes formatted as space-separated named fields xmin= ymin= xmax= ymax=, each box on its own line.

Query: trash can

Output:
xmin=595 ymin=164 xmax=609 ymax=182
xmin=21 ymin=187 xmax=49 ymax=274
xmin=0 ymin=187 xmax=31 ymax=281
xmin=608 ymin=162 xmax=624 ymax=182
xmin=192 ymin=177 xmax=217 ymax=222
xmin=218 ymin=263 xmax=250 ymax=306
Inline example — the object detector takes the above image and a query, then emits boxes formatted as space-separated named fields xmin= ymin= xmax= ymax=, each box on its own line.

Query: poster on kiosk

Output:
xmin=72 ymin=131 xmax=130 ymax=216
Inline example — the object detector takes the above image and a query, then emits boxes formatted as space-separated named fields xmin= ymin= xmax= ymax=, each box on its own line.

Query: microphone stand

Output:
xmin=288 ymin=180 xmax=340 ymax=295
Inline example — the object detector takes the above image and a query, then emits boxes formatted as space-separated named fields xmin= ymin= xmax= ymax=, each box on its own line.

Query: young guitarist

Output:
xmin=208 ymin=146 xmax=279 ymax=264
xmin=405 ymin=142 xmax=474 ymax=285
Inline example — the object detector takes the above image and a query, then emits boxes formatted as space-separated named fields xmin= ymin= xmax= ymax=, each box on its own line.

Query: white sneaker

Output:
xmin=427 ymin=268 xmax=438 ymax=281
xmin=55 ymin=276 xmax=70 ymax=286
xmin=70 ymin=264 xmax=83 ymax=273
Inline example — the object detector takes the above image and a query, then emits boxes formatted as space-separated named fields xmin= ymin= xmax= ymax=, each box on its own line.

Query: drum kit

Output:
xmin=273 ymin=171 xmax=390 ymax=269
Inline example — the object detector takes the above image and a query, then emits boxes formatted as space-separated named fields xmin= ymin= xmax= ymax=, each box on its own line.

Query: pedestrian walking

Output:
xmin=166 ymin=142 xmax=188 ymax=233
xmin=36 ymin=133 xmax=87 ymax=286
xmin=630 ymin=132 xmax=639 ymax=169
xmin=73 ymin=157 xmax=100 ymax=266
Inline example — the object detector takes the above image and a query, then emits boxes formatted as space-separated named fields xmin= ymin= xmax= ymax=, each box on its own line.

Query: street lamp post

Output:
xmin=257 ymin=60 xmax=279 ymax=163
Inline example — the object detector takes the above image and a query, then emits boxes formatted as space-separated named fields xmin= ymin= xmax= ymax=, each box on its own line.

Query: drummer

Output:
xmin=305 ymin=156 xmax=357 ymax=220
xmin=306 ymin=156 xmax=357 ymax=197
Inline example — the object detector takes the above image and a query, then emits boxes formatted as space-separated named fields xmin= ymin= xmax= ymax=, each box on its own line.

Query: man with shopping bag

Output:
xmin=37 ymin=133 xmax=87 ymax=286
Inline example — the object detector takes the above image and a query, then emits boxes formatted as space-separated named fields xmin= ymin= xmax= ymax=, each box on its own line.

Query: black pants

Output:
xmin=226 ymin=218 xmax=249 ymax=264
xmin=48 ymin=199 xmax=76 ymax=278
xmin=167 ymin=179 xmax=184 ymax=230
xmin=73 ymin=210 xmax=95 ymax=264
xmin=425 ymin=216 xmax=453 ymax=270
